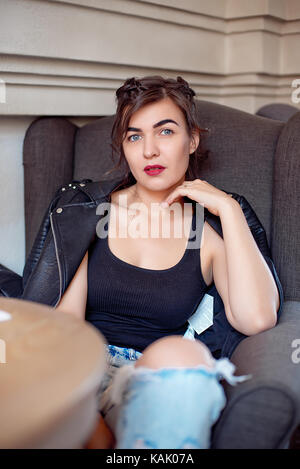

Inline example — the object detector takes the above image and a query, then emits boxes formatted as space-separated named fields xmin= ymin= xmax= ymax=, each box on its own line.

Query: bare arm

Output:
xmin=55 ymin=251 xmax=88 ymax=320
xmin=205 ymin=210 xmax=279 ymax=336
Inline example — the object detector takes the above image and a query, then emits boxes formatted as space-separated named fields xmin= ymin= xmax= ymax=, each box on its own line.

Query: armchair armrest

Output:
xmin=0 ymin=264 xmax=23 ymax=298
xmin=211 ymin=301 xmax=300 ymax=449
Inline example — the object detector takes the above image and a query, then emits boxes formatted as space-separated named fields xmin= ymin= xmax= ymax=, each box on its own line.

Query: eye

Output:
xmin=161 ymin=128 xmax=173 ymax=136
xmin=127 ymin=128 xmax=174 ymax=142
xmin=127 ymin=134 xmax=141 ymax=142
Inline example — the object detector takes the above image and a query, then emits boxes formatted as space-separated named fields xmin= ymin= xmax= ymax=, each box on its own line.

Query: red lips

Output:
xmin=144 ymin=165 xmax=166 ymax=176
xmin=144 ymin=165 xmax=165 ymax=171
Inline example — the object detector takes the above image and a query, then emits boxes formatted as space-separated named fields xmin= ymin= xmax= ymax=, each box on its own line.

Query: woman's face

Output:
xmin=122 ymin=97 xmax=199 ymax=192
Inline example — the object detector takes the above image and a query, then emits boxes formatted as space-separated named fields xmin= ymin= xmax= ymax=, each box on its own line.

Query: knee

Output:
xmin=134 ymin=336 xmax=215 ymax=370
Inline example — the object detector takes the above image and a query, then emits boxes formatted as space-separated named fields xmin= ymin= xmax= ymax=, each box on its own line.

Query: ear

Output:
xmin=189 ymin=130 xmax=200 ymax=155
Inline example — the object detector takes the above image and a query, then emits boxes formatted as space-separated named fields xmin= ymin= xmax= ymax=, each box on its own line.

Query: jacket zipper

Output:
xmin=50 ymin=211 xmax=63 ymax=307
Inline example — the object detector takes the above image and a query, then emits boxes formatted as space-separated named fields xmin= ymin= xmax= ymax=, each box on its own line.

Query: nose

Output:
xmin=143 ymin=135 xmax=159 ymax=159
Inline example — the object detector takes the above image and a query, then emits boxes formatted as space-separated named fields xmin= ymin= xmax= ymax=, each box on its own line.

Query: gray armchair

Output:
xmin=256 ymin=103 xmax=299 ymax=122
xmin=1 ymin=100 xmax=299 ymax=448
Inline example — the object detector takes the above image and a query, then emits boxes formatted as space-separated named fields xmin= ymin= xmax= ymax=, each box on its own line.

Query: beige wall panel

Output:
xmin=286 ymin=0 xmax=300 ymax=20
xmin=267 ymin=0 xmax=287 ymax=18
xmin=226 ymin=32 xmax=264 ymax=73
xmin=227 ymin=0 xmax=286 ymax=19
xmin=0 ymin=84 xmax=116 ymax=116
xmin=54 ymin=0 xmax=226 ymax=28
xmin=262 ymin=33 xmax=281 ymax=74
xmin=129 ymin=0 xmax=227 ymax=17
xmin=0 ymin=0 xmax=224 ymax=73
xmin=281 ymin=34 xmax=300 ymax=75
xmin=226 ymin=0 xmax=268 ymax=18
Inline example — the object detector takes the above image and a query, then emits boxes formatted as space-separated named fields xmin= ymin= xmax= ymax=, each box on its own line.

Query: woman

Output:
xmin=56 ymin=76 xmax=280 ymax=449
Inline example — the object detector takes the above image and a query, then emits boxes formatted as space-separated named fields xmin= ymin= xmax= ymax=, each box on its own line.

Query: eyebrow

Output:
xmin=127 ymin=119 xmax=179 ymax=133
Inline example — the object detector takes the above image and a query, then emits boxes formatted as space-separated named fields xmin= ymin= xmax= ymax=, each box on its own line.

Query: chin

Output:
xmin=141 ymin=178 xmax=176 ymax=191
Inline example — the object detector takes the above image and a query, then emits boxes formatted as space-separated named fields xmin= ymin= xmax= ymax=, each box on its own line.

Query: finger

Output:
xmin=161 ymin=187 xmax=190 ymax=207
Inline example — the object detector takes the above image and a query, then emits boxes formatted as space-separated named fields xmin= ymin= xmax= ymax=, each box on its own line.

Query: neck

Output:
xmin=130 ymin=179 xmax=186 ymax=211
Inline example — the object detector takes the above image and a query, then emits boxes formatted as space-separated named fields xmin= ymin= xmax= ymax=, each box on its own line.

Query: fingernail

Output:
xmin=160 ymin=201 xmax=169 ymax=208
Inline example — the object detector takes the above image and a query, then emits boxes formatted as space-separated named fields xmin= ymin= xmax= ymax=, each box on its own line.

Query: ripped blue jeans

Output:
xmin=97 ymin=344 xmax=251 ymax=449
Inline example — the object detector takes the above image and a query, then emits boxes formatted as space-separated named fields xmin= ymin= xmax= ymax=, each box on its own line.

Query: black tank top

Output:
xmin=86 ymin=199 xmax=208 ymax=352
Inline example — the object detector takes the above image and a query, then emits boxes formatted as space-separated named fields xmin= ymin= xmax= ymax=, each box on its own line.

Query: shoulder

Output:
xmin=110 ymin=185 xmax=132 ymax=202
xmin=52 ymin=179 xmax=108 ymax=206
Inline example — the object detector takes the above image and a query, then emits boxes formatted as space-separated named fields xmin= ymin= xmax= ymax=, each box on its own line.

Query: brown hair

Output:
xmin=105 ymin=75 xmax=209 ymax=190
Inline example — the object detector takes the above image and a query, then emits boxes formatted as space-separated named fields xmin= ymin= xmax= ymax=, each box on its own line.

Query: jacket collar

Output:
xmin=81 ymin=177 xmax=126 ymax=204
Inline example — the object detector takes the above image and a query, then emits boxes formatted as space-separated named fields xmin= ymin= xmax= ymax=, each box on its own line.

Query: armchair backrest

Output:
xmin=256 ymin=103 xmax=299 ymax=122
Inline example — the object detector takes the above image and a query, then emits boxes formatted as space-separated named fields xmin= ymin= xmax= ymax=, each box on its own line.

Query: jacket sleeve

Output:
xmin=22 ymin=179 xmax=93 ymax=292
xmin=22 ymin=185 xmax=66 ymax=290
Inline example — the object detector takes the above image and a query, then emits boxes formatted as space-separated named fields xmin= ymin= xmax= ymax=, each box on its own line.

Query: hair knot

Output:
xmin=176 ymin=76 xmax=196 ymax=100
xmin=116 ymin=77 xmax=147 ymax=99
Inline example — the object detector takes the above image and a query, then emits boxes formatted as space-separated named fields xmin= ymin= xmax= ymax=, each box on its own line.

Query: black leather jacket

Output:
xmin=0 ymin=178 xmax=284 ymax=359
